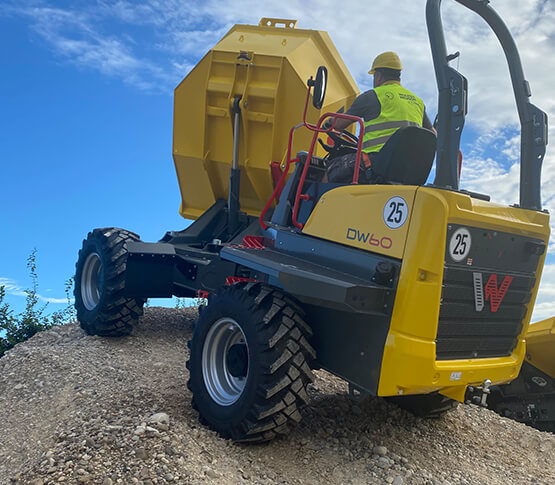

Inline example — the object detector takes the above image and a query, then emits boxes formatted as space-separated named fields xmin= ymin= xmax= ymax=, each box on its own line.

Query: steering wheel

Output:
xmin=328 ymin=129 xmax=358 ymax=147
xmin=318 ymin=129 xmax=359 ymax=155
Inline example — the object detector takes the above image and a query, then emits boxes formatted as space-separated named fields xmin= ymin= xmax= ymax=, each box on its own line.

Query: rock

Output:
xmin=134 ymin=425 xmax=146 ymax=436
xmin=374 ymin=445 xmax=388 ymax=456
xmin=14 ymin=383 xmax=24 ymax=390
xmin=149 ymin=412 xmax=170 ymax=431
xmin=202 ymin=466 xmax=219 ymax=479
xmin=164 ymin=445 xmax=177 ymax=456
xmin=77 ymin=474 xmax=91 ymax=483
xmin=135 ymin=447 xmax=148 ymax=460
xmin=85 ymin=437 xmax=96 ymax=448
xmin=378 ymin=457 xmax=391 ymax=468
xmin=145 ymin=425 xmax=160 ymax=436
xmin=105 ymin=425 xmax=123 ymax=432
xmin=393 ymin=476 xmax=404 ymax=485
xmin=102 ymin=479 xmax=113 ymax=485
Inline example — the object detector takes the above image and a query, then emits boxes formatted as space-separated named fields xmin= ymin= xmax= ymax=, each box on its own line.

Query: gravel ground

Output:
xmin=0 ymin=307 xmax=554 ymax=485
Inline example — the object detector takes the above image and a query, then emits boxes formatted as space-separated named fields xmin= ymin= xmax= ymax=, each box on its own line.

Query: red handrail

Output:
xmin=291 ymin=113 xmax=365 ymax=229
xmin=259 ymin=122 xmax=303 ymax=230
xmin=259 ymin=76 xmax=365 ymax=231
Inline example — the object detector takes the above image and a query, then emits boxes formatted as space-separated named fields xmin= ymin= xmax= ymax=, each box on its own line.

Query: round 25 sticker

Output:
xmin=383 ymin=196 xmax=408 ymax=229
xmin=449 ymin=227 xmax=471 ymax=262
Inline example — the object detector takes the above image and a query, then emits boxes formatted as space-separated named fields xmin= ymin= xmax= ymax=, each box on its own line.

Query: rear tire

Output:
xmin=187 ymin=283 xmax=315 ymax=442
xmin=386 ymin=392 xmax=458 ymax=418
xmin=74 ymin=228 xmax=145 ymax=337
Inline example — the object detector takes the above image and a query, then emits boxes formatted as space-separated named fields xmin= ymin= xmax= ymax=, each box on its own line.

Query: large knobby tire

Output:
xmin=386 ymin=392 xmax=458 ymax=418
xmin=74 ymin=228 xmax=145 ymax=337
xmin=187 ymin=283 xmax=315 ymax=442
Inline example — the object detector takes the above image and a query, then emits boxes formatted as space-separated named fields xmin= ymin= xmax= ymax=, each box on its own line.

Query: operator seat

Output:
xmin=369 ymin=126 xmax=436 ymax=185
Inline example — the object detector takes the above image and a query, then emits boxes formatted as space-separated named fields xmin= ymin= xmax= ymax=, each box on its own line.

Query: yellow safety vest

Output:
xmin=363 ymin=81 xmax=425 ymax=153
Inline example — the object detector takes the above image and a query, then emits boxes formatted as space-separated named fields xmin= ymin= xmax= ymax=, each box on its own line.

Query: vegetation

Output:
xmin=0 ymin=249 xmax=75 ymax=358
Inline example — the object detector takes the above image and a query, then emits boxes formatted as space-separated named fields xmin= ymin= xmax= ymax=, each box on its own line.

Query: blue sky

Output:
xmin=1 ymin=0 xmax=554 ymax=320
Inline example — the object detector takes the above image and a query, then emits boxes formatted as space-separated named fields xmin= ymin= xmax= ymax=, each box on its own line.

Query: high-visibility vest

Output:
xmin=362 ymin=81 xmax=425 ymax=153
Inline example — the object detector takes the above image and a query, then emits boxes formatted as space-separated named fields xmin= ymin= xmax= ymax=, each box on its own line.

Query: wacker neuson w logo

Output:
xmin=473 ymin=273 xmax=514 ymax=312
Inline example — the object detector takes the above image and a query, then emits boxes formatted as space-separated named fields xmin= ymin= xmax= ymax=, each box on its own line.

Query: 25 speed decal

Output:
xmin=383 ymin=196 xmax=408 ymax=229
xmin=449 ymin=227 xmax=471 ymax=262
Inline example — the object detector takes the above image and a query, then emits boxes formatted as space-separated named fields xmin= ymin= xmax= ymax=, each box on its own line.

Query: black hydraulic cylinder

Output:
xmin=228 ymin=97 xmax=242 ymax=235
xmin=228 ymin=167 xmax=241 ymax=234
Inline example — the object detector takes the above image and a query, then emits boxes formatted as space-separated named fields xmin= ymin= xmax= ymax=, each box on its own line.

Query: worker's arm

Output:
xmin=323 ymin=117 xmax=352 ymax=131
xmin=423 ymin=111 xmax=437 ymax=136
xmin=324 ymin=90 xmax=379 ymax=132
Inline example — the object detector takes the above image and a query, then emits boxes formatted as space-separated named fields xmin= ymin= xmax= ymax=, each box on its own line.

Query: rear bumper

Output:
xmin=377 ymin=330 xmax=524 ymax=401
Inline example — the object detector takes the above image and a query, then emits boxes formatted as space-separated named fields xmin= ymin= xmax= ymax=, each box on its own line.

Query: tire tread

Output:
xmin=75 ymin=227 xmax=145 ymax=337
xmin=187 ymin=283 xmax=314 ymax=442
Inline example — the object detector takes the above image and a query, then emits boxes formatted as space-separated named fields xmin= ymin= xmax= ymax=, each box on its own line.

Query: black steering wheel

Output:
xmin=318 ymin=129 xmax=359 ymax=156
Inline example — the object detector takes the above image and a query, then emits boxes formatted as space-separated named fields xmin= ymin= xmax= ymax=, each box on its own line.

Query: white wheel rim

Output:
xmin=81 ymin=252 xmax=103 ymax=310
xmin=202 ymin=318 xmax=249 ymax=406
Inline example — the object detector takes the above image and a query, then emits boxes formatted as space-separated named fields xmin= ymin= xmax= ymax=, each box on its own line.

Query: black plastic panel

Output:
xmin=437 ymin=224 xmax=539 ymax=360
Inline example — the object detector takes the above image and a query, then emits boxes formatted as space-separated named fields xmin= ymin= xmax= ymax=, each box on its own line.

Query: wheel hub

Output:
xmin=81 ymin=252 xmax=103 ymax=310
xmin=202 ymin=318 xmax=249 ymax=406
xmin=226 ymin=343 xmax=248 ymax=378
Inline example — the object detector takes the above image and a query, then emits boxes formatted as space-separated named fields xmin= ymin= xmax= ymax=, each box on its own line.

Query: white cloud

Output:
xmin=0 ymin=277 xmax=25 ymax=296
xmin=6 ymin=2 xmax=177 ymax=92
xmin=42 ymin=296 xmax=72 ymax=304
xmin=0 ymin=277 xmax=70 ymax=306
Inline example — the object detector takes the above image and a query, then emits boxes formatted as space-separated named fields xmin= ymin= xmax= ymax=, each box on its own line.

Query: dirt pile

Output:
xmin=1 ymin=307 xmax=554 ymax=484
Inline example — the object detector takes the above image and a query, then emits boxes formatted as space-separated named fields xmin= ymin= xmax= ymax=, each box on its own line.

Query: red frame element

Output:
xmin=225 ymin=276 xmax=258 ymax=286
xmin=241 ymin=235 xmax=265 ymax=249
xmin=270 ymin=161 xmax=284 ymax=201
xmin=259 ymin=77 xmax=365 ymax=230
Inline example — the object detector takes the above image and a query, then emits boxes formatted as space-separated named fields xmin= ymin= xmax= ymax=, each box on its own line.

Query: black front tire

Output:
xmin=74 ymin=228 xmax=145 ymax=337
xmin=187 ymin=283 xmax=315 ymax=442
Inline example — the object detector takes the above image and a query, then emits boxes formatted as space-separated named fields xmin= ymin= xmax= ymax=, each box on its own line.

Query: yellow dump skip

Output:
xmin=173 ymin=18 xmax=359 ymax=220
xmin=526 ymin=317 xmax=555 ymax=377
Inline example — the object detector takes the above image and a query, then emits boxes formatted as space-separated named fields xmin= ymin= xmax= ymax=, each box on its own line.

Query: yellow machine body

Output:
xmin=173 ymin=18 xmax=359 ymax=220
xmin=304 ymin=185 xmax=550 ymax=401
xmin=525 ymin=317 xmax=555 ymax=377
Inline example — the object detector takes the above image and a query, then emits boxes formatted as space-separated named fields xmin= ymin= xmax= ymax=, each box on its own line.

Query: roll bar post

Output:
xmin=426 ymin=0 xmax=548 ymax=210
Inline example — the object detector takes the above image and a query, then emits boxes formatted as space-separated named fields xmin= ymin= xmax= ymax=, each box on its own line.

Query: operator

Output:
xmin=324 ymin=51 xmax=435 ymax=182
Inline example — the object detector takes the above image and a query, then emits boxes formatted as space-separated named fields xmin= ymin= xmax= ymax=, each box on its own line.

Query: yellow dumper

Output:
xmin=74 ymin=0 xmax=550 ymax=441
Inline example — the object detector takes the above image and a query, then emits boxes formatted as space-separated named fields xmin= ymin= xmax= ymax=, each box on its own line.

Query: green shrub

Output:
xmin=0 ymin=249 xmax=75 ymax=358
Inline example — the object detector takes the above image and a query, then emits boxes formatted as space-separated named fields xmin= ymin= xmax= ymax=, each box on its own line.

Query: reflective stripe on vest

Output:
xmin=362 ymin=82 xmax=425 ymax=153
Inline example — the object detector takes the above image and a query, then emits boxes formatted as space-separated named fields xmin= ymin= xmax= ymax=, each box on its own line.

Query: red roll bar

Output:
xmin=259 ymin=76 xmax=365 ymax=231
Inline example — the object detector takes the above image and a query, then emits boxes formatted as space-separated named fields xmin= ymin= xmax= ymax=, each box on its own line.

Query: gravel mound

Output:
xmin=0 ymin=307 xmax=554 ymax=484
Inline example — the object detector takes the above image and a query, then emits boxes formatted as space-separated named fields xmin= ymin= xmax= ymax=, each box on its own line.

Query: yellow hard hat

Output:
xmin=368 ymin=51 xmax=403 ymax=74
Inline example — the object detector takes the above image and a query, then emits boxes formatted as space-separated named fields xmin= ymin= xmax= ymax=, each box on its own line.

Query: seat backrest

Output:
xmin=371 ymin=126 xmax=437 ymax=185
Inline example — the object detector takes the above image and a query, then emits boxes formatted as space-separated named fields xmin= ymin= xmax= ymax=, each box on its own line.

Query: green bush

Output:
xmin=0 ymin=249 xmax=75 ymax=358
